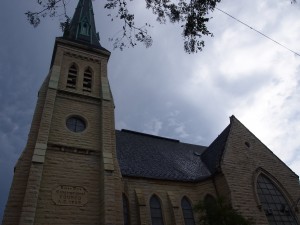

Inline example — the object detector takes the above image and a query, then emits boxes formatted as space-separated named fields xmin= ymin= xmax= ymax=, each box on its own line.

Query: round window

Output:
xmin=66 ymin=116 xmax=86 ymax=132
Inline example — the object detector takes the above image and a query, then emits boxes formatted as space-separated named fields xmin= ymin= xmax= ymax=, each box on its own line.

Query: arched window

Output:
xmin=83 ymin=68 xmax=92 ymax=92
xmin=66 ymin=64 xmax=77 ymax=89
xmin=150 ymin=195 xmax=164 ymax=225
xmin=181 ymin=197 xmax=195 ymax=225
xmin=123 ymin=194 xmax=130 ymax=225
xmin=257 ymin=174 xmax=298 ymax=225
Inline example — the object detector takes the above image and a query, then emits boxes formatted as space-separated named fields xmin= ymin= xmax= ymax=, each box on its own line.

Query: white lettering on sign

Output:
xmin=52 ymin=185 xmax=88 ymax=206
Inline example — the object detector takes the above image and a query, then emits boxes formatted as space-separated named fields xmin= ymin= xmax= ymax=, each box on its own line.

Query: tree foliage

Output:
xmin=195 ymin=196 xmax=254 ymax=225
xmin=26 ymin=0 xmax=297 ymax=53
xmin=105 ymin=0 xmax=221 ymax=53
xmin=26 ymin=0 xmax=220 ymax=53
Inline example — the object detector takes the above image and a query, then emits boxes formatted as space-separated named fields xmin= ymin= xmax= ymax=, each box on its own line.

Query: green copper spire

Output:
xmin=63 ymin=0 xmax=101 ymax=47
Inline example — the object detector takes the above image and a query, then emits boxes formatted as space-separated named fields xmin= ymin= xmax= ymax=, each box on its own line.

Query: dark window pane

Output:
xmin=181 ymin=197 xmax=195 ymax=225
xmin=66 ymin=117 xmax=86 ymax=132
xmin=256 ymin=174 xmax=298 ymax=225
xmin=150 ymin=195 xmax=164 ymax=225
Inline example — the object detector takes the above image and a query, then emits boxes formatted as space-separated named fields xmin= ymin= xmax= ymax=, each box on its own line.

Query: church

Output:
xmin=2 ymin=0 xmax=300 ymax=224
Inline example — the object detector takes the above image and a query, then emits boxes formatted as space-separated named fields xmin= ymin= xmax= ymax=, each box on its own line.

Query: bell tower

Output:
xmin=2 ymin=0 xmax=123 ymax=224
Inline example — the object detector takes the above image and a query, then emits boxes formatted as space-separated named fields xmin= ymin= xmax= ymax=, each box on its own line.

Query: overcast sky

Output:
xmin=1 ymin=0 xmax=300 ymax=220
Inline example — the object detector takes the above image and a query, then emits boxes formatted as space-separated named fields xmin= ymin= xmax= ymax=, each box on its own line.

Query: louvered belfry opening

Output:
xmin=83 ymin=68 xmax=92 ymax=92
xmin=66 ymin=64 xmax=78 ymax=89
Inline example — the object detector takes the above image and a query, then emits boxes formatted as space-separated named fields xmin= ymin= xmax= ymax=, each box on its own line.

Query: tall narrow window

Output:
xmin=66 ymin=64 xmax=77 ymax=89
xmin=150 ymin=195 xmax=164 ymax=225
xmin=83 ymin=68 xmax=92 ymax=92
xmin=181 ymin=197 xmax=195 ymax=225
xmin=257 ymin=174 xmax=298 ymax=225
xmin=123 ymin=194 xmax=130 ymax=225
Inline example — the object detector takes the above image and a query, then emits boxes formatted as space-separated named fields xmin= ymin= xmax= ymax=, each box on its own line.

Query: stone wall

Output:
xmin=221 ymin=116 xmax=300 ymax=224
xmin=122 ymin=177 xmax=217 ymax=225
xmin=2 ymin=39 xmax=123 ymax=225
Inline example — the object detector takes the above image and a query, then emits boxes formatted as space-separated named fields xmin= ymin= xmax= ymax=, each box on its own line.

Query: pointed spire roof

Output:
xmin=63 ymin=0 xmax=101 ymax=47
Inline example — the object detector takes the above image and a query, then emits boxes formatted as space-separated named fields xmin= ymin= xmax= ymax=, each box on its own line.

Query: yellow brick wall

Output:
xmin=2 ymin=38 xmax=123 ymax=225
xmin=221 ymin=116 xmax=300 ymax=224
xmin=35 ymin=149 xmax=102 ymax=224
xmin=48 ymin=95 xmax=102 ymax=151
xmin=122 ymin=177 xmax=217 ymax=225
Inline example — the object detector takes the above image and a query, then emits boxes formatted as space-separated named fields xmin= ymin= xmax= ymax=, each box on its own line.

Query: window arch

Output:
xmin=83 ymin=67 xmax=92 ymax=92
xmin=256 ymin=174 xmax=298 ymax=225
xmin=123 ymin=194 xmax=130 ymax=225
xmin=181 ymin=196 xmax=195 ymax=225
xmin=150 ymin=195 xmax=164 ymax=225
xmin=66 ymin=64 xmax=78 ymax=89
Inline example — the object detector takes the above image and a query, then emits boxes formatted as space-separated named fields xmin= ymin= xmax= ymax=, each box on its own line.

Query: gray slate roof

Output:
xmin=116 ymin=130 xmax=211 ymax=182
xmin=201 ymin=124 xmax=231 ymax=174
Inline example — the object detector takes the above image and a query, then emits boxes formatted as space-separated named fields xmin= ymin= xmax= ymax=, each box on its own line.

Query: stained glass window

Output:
xmin=257 ymin=174 xmax=298 ymax=225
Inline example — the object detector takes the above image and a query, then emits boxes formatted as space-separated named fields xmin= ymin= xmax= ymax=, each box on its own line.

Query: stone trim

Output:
xmin=103 ymin=152 xmax=114 ymax=171
xmin=135 ymin=189 xmax=149 ymax=225
xmin=64 ymin=51 xmax=101 ymax=64
xmin=47 ymin=143 xmax=99 ymax=156
xmin=57 ymin=90 xmax=102 ymax=104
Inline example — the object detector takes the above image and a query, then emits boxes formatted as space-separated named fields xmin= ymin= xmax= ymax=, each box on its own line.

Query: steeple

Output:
xmin=63 ymin=0 xmax=101 ymax=47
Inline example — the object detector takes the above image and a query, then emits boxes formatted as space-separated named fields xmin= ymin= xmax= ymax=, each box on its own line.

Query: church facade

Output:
xmin=2 ymin=0 xmax=300 ymax=225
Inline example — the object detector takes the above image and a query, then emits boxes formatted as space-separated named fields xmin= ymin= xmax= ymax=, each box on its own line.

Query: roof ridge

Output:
xmin=120 ymin=129 xmax=180 ymax=143
xmin=201 ymin=123 xmax=232 ymax=174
